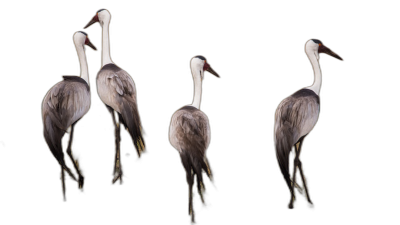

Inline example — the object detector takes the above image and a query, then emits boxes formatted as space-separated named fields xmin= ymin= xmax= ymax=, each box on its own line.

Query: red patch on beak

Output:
xmin=203 ymin=61 xmax=210 ymax=71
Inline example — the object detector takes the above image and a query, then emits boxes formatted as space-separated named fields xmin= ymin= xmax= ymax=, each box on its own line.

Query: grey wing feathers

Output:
xmin=96 ymin=64 xmax=136 ymax=111
xmin=42 ymin=77 xmax=91 ymax=130
xmin=108 ymin=70 xmax=136 ymax=96
xmin=169 ymin=106 xmax=210 ymax=156
xmin=274 ymin=88 xmax=319 ymax=187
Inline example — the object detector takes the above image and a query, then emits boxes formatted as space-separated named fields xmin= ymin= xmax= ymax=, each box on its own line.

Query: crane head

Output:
xmin=306 ymin=38 xmax=344 ymax=61
xmin=74 ymin=31 xmax=97 ymax=51
xmin=190 ymin=55 xmax=221 ymax=79
xmin=83 ymin=8 xmax=111 ymax=30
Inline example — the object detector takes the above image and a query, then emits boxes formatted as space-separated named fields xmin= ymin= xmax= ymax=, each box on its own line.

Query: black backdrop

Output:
xmin=8 ymin=2 xmax=384 ymax=224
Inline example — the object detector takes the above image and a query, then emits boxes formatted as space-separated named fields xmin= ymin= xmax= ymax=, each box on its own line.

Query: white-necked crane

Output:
xmin=84 ymin=9 xmax=145 ymax=184
xmin=274 ymin=39 xmax=342 ymax=208
xmin=169 ymin=56 xmax=220 ymax=222
xmin=42 ymin=31 xmax=96 ymax=200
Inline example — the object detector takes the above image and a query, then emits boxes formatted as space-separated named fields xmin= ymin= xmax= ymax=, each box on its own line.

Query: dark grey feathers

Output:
xmin=311 ymin=39 xmax=322 ymax=44
xmin=195 ymin=55 xmax=206 ymax=61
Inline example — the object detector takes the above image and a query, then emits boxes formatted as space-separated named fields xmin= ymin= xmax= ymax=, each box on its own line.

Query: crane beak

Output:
xmin=84 ymin=14 xmax=99 ymax=29
xmin=85 ymin=37 xmax=97 ymax=50
xmin=204 ymin=62 xmax=220 ymax=78
xmin=318 ymin=44 xmax=343 ymax=61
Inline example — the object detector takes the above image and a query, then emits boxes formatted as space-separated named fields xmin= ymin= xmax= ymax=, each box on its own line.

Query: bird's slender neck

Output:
xmin=306 ymin=50 xmax=322 ymax=95
xmin=190 ymin=70 xmax=203 ymax=109
xmin=101 ymin=20 xmax=113 ymax=67
xmin=75 ymin=42 xmax=89 ymax=85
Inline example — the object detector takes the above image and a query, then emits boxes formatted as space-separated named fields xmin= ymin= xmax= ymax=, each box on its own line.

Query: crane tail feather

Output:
xmin=43 ymin=114 xmax=77 ymax=182
xmin=180 ymin=150 xmax=212 ymax=222
xmin=119 ymin=99 xmax=146 ymax=156
xmin=275 ymin=126 xmax=294 ymax=193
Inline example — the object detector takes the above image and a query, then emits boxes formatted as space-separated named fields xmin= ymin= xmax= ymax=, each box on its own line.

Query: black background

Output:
xmin=6 ymin=2 xmax=390 ymax=224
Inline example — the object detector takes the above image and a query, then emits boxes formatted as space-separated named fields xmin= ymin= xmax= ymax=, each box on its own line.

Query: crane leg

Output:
xmin=66 ymin=123 xmax=84 ymax=189
xmin=48 ymin=122 xmax=75 ymax=200
xmin=59 ymin=155 xmax=75 ymax=200
xmin=295 ymin=136 xmax=313 ymax=204
xmin=108 ymin=106 xmax=123 ymax=184
xmin=61 ymin=165 xmax=66 ymax=201
xmin=289 ymin=142 xmax=300 ymax=208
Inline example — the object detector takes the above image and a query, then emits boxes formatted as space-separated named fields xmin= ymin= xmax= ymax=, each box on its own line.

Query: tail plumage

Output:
xmin=43 ymin=112 xmax=78 ymax=186
xmin=119 ymin=97 xmax=145 ymax=156
xmin=275 ymin=126 xmax=304 ymax=195
xmin=275 ymin=126 xmax=294 ymax=194
xmin=180 ymin=150 xmax=212 ymax=222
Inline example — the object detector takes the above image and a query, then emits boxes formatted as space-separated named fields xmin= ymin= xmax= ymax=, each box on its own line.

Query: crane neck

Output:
xmin=306 ymin=51 xmax=322 ymax=95
xmin=190 ymin=70 xmax=203 ymax=109
xmin=75 ymin=42 xmax=89 ymax=85
xmin=101 ymin=20 xmax=113 ymax=67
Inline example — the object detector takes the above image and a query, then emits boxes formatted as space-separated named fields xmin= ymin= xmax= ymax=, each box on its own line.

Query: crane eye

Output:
xmin=319 ymin=43 xmax=322 ymax=46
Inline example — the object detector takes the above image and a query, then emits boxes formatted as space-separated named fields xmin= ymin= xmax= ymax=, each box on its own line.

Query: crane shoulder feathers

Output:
xmin=62 ymin=76 xmax=90 ymax=91
xmin=169 ymin=106 xmax=211 ymax=155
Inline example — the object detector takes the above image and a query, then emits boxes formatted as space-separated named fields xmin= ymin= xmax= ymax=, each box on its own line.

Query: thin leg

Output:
xmin=56 ymin=140 xmax=78 ymax=183
xmin=43 ymin=123 xmax=78 ymax=200
xmin=289 ymin=142 xmax=300 ymax=208
xmin=66 ymin=124 xmax=84 ymax=189
xmin=295 ymin=137 xmax=313 ymax=204
xmin=106 ymin=105 xmax=124 ymax=185
xmin=61 ymin=165 xmax=66 ymax=201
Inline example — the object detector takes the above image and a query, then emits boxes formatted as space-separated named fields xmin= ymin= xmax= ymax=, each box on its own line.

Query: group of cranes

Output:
xmin=41 ymin=8 xmax=342 ymax=222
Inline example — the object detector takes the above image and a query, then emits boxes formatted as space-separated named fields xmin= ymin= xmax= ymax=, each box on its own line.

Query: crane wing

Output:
xmin=169 ymin=106 xmax=210 ymax=156
xmin=274 ymin=88 xmax=319 ymax=193
xmin=96 ymin=64 xmax=145 ymax=154
xmin=96 ymin=64 xmax=137 ymax=113
xmin=43 ymin=76 xmax=91 ymax=130
xmin=41 ymin=76 xmax=90 ymax=177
